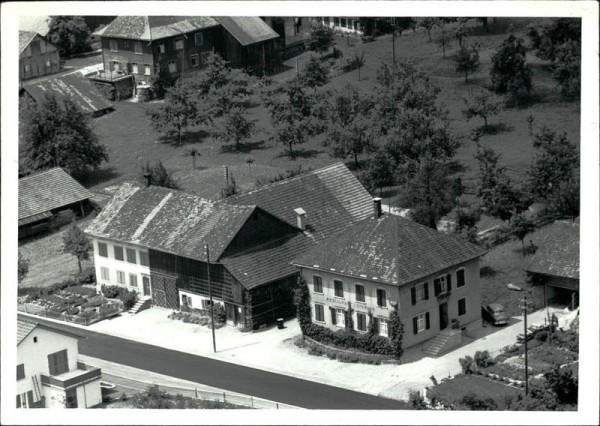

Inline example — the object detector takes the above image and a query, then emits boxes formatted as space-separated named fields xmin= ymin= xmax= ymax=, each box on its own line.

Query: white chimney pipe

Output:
xmin=373 ymin=197 xmax=382 ymax=219
xmin=294 ymin=207 xmax=306 ymax=230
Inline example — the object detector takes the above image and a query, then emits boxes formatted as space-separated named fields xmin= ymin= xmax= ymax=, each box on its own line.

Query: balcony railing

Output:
xmin=40 ymin=366 xmax=101 ymax=390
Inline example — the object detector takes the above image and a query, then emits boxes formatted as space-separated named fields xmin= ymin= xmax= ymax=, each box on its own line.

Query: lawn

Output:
xmin=81 ymin=17 xmax=580 ymax=202
xmin=426 ymin=374 xmax=521 ymax=406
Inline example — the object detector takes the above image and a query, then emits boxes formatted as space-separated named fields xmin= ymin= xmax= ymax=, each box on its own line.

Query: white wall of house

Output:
xmin=319 ymin=17 xmax=362 ymax=34
xmin=179 ymin=290 xmax=224 ymax=310
xmin=77 ymin=378 xmax=103 ymax=408
xmin=299 ymin=257 xmax=482 ymax=349
xmin=92 ymin=237 xmax=151 ymax=296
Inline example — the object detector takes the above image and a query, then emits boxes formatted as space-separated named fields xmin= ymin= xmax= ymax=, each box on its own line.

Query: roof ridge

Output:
xmin=18 ymin=167 xmax=62 ymax=182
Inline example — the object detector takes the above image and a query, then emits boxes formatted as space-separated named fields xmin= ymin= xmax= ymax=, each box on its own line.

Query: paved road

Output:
xmin=23 ymin=315 xmax=408 ymax=409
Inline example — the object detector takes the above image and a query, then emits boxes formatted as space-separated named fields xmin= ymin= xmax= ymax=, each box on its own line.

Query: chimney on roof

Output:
xmin=294 ymin=207 xmax=306 ymax=230
xmin=143 ymin=172 xmax=152 ymax=187
xmin=373 ymin=197 xmax=382 ymax=219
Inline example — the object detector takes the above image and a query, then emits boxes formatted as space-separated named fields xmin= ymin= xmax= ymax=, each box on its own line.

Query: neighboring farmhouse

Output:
xmin=93 ymin=16 xmax=280 ymax=85
xmin=318 ymin=17 xmax=363 ymax=34
xmin=17 ymin=317 xmax=102 ymax=408
xmin=85 ymin=163 xmax=374 ymax=328
xmin=18 ymin=168 xmax=93 ymax=239
xmin=292 ymin=200 xmax=487 ymax=355
xmin=262 ymin=17 xmax=313 ymax=58
xmin=19 ymin=31 xmax=60 ymax=81
xmin=527 ymin=220 xmax=580 ymax=310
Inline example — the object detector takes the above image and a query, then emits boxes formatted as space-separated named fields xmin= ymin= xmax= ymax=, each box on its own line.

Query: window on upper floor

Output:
xmin=48 ymin=349 xmax=69 ymax=376
xmin=458 ymin=297 xmax=467 ymax=316
xmin=195 ymin=32 xmax=204 ymax=46
xmin=376 ymin=289 xmax=387 ymax=308
xmin=411 ymin=282 xmax=429 ymax=305
xmin=139 ymin=251 xmax=150 ymax=267
xmin=134 ymin=41 xmax=143 ymax=55
xmin=294 ymin=18 xmax=302 ymax=34
xmin=17 ymin=364 xmax=25 ymax=380
xmin=356 ymin=312 xmax=367 ymax=331
xmin=333 ymin=280 xmax=344 ymax=298
xmin=40 ymin=40 xmax=46 ymax=54
xmin=355 ymin=284 xmax=365 ymax=302
xmin=25 ymin=45 xmax=32 ymax=57
xmin=114 ymin=245 xmax=124 ymax=261
xmin=434 ymin=274 xmax=451 ymax=296
xmin=456 ymin=268 xmax=466 ymax=288
xmin=98 ymin=242 xmax=108 ymax=257
xmin=126 ymin=248 xmax=137 ymax=264
xmin=314 ymin=303 xmax=325 ymax=322
xmin=109 ymin=39 xmax=118 ymax=52
xmin=131 ymin=63 xmax=139 ymax=74
xmin=313 ymin=276 xmax=323 ymax=293
xmin=175 ymin=38 xmax=184 ymax=50
xmin=158 ymin=43 xmax=165 ymax=54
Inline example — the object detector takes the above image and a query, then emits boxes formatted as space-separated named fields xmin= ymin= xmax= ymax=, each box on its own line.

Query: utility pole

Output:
xmin=519 ymin=294 xmax=533 ymax=395
xmin=206 ymin=245 xmax=216 ymax=353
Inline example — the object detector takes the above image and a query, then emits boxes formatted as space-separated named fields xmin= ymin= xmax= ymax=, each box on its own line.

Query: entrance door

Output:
xmin=65 ymin=388 xmax=78 ymax=408
xmin=142 ymin=275 xmax=151 ymax=297
xmin=439 ymin=303 xmax=448 ymax=330
xmin=225 ymin=303 xmax=236 ymax=325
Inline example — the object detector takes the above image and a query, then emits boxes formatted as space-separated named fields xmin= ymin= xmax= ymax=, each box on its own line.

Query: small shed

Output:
xmin=19 ymin=168 xmax=93 ymax=239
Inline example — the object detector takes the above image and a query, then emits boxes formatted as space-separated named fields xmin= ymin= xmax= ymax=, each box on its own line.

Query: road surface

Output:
xmin=22 ymin=314 xmax=408 ymax=409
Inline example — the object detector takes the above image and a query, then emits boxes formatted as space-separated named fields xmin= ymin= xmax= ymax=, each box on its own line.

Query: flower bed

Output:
xmin=168 ymin=310 xmax=225 ymax=330
xmin=296 ymin=336 xmax=396 ymax=365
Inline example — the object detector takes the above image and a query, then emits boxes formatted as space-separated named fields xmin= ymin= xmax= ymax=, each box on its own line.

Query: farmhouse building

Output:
xmin=17 ymin=316 xmax=102 ymax=408
xmin=19 ymin=31 xmax=60 ymax=81
xmin=292 ymin=200 xmax=487 ymax=355
xmin=262 ymin=17 xmax=313 ymax=58
xmin=526 ymin=220 xmax=579 ymax=310
xmin=19 ymin=168 xmax=93 ymax=239
xmin=317 ymin=17 xmax=363 ymax=34
xmin=93 ymin=16 xmax=279 ymax=85
xmin=85 ymin=163 xmax=374 ymax=328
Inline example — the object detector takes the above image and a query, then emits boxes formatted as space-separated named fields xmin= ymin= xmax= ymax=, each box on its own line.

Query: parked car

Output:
xmin=481 ymin=303 xmax=509 ymax=325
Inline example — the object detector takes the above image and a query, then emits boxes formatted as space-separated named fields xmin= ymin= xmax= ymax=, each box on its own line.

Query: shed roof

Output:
xmin=293 ymin=214 xmax=487 ymax=286
xmin=19 ymin=168 xmax=93 ymax=224
xmin=19 ymin=31 xmax=38 ymax=54
xmin=215 ymin=17 xmax=279 ymax=46
xmin=85 ymin=183 xmax=257 ymax=262
xmin=221 ymin=233 xmax=313 ymax=289
xmin=94 ymin=16 xmax=219 ymax=41
xmin=17 ymin=316 xmax=85 ymax=346
xmin=526 ymin=221 xmax=579 ymax=280
xmin=22 ymin=73 xmax=113 ymax=116
xmin=226 ymin=162 xmax=374 ymax=242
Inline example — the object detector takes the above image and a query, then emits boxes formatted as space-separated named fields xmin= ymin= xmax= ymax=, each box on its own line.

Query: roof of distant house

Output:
xmin=225 ymin=162 xmax=374 ymax=242
xmin=293 ymin=214 xmax=487 ymax=286
xmin=17 ymin=316 xmax=84 ymax=346
xmin=526 ymin=220 xmax=579 ymax=280
xmin=19 ymin=31 xmax=39 ymax=54
xmin=22 ymin=73 xmax=113 ymax=116
xmin=93 ymin=16 xmax=220 ymax=41
xmin=85 ymin=183 xmax=259 ymax=262
xmin=221 ymin=233 xmax=314 ymax=289
xmin=19 ymin=15 xmax=51 ymax=37
xmin=19 ymin=168 xmax=93 ymax=225
xmin=215 ymin=17 xmax=279 ymax=46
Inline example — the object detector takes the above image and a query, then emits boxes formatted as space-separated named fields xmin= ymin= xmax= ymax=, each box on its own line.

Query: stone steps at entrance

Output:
xmin=128 ymin=296 xmax=152 ymax=315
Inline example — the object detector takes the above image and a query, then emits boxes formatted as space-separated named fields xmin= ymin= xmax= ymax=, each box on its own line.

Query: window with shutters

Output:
xmin=413 ymin=312 xmax=430 ymax=334
xmin=98 ymin=242 xmax=108 ymax=257
xmin=134 ymin=41 xmax=143 ymax=55
xmin=17 ymin=364 xmax=25 ymax=380
xmin=376 ymin=289 xmax=387 ymax=308
xmin=100 ymin=267 xmax=110 ymax=281
xmin=378 ymin=318 xmax=388 ymax=337
xmin=132 ymin=63 xmax=139 ymax=74
xmin=336 ymin=309 xmax=345 ymax=327
xmin=458 ymin=297 xmax=467 ymax=316
xmin=356 ymin=312 xmax=367 ymax=331
xmin=355 ymin=284 xmax=365 ymax=302
xmin=314 ymin=303 xmax=325 ymax=322
xmin=48 ymin=349 xmax=69 ymax=375
xmin=434 ymin=274 xmax=451 ymax=296
xmin=129 ymin=273 xmax=138 ymax=287
xmin=139 ymin=251 xmax=150 ymax=266
xmin=117 ymin=270 xmax=126 ymax=285
xmin=333 ymin=280 xmax=344 ymax=298
xmin=126 ymin=248 xmax=137 ymax=264
xmin=313 ymin=276 xmax=323 ymax=293
xmin=456 ymin=268 xmax=466 ymax=288
xmin=114 ymin=245 xmax=124 ymax=261
xmin=411 ymin=282 xmax=429 ymax=305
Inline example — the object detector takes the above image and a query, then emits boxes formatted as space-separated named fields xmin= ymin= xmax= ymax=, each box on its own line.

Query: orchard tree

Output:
xmin=213 ymin=107 xmax=256 ymax=151
xmin=462 ymin=88 xmax=502 ymax=128
xmin=362 ymin=148 xmax=396 ymax=195
xmin=306 ymin=24 xmax=335 ymax=56
xmin=454 ymin=43 xmax=480 ymax=83
xmin=18 ymin=252 xmax=30 ymax=283
xmin=300 ymin=56 xmax=329 ymax=92
xmin=435 ymin=19 xmax=453 ymax=58
xmin=150 ymin=64 xmax=178 ymax=99
xmin=62 ymin=224 xmax=92 ymax=273
xmin=419 ymin=17 xmax=436 ymax=43
xmin=275 ymin=118 xmax=306 ymax=159
xmin=349 ymin=52 xmax=366 ymax=81
xmin=47 ymin=16 xmax=91 ymax=56
xmin=141 ymin=161 xmax=179 ymax=190
xmin=490 ymin=35 xmax=532 ymax=100
xmin=510 ymin=213 xmax=536 ymax=255
xmin=547 ymin=176 xmax=579 ymax=218
xmin=19 ymin=94 xmax=108 ymax=176
xmin=453 ymin=18 xmax=470 ymax=48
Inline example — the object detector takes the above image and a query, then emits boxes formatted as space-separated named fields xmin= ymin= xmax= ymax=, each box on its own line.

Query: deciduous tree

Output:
xmin=300 ymin=56 xmax=329 ymax=92
xmin=454 ymin=43 xmax=480 ymax=83
xmin=62 ymin=224 xmax=92 ymax=273
xmin=510 ymin=212 xmax=536 ymax=255
xmin=361 ymin=148 xmax=396 ymax=195
xmin=490 ymin=35 xmax=532 ymax=100
xmin=418 ymin=17 xmax=436 ymax=43
xmin=20 ymin=94 xmax=108 ymax=176
xmin=349 ymin=52 xmax=366 ymax=81
xmin=213 ymin=107 xmax=256 ymax=151
xmin=141 ymin=161 xmax=179 ymax=190
xmin=47 ymin=16 xmax=91 ymax=56
xmin=306 ymin=24 xmax=335 ymax=56
xmin=462 ymin=88 xmax=502 ymax=127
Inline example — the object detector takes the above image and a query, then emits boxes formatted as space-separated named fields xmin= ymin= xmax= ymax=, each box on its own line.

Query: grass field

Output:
xmin=426 ymin=374 xmax=521 ymax=407
xmin=82 ymin=17 xmax=580 ymax=199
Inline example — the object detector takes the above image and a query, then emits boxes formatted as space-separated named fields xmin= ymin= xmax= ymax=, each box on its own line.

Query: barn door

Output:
xmin=151 ymin=274 xmax=180 ymax=310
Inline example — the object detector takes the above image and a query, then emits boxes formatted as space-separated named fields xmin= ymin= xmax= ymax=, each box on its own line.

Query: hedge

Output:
xmin=302 ymin=323 xmax=395 ymax=356
xmin=101 ymin=285 xmax=138 ymax=310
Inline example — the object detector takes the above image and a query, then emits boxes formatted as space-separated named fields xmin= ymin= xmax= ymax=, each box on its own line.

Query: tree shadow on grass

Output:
xmin=220 ymin=140 xmax=267 ymax=154
xmin=445 ymin=160 xmax=467 ymax=175
xmin=77 ymin=167 xmax=120 ymax=189
xmin=275 ymin=148 xmax=323 ymax=160
xmin=480 ymin=265 xmax=498 ymax=278
xmin=480 ymin=123 xmax=514 ymax=136
xmin=159 ymin=129 xmax=211 ymax=146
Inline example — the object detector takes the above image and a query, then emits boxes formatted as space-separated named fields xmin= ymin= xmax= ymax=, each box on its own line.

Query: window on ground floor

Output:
xmin=129 ymin=274 xmax=138 ymax=287
xmin=334 ymin=280 xmax=344 ymax=298
xmin=336 ymin=309 xmax=345 ymax=327
xmin=357 ymin=312 xmax=367 ymax=331
xmin=413 ymin=312 xmax=430 ymax=334
xmin=323 ymin=17 xmax=330 ymax=24
xmin=314 ymin=303 xmax=325 ymax=322
xmin=100 ymin=267 xmax=110 ymax=281
xmin=17 ymin=391 xmax=33 ymax=408
xmin=97 ymin=242 xmax=108 ymax=257
xmin=116 ymin=270 xmax=126 ymax=285
xmin=458 ymin=297 xmax=467 ymax=316
xmin=131 ymin=63 xmax=139 ymax=74
xmin=379 ymin=318 xmax=389 ymax=337
xmin=168 ymin=60 xmax=177 ymax=73
xmin=144 ymin=63 xmax=152 ymax=76
xmin=340 ymin=18 xmax=347 ymax=28
xmin=200 ymin=51 xmax=212 ymax=64
xmin=191 ymin=54 xmax=199 ymax=67
xmin=334 ymin=17 xmax=340 ymax=26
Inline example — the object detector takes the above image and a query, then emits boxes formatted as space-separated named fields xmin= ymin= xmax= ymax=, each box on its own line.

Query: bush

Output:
xmin=474 ymin=350 xmax=495 ymax=368
xmin=66 ymin=286 xmax=97 ymax=297
xmin=101 ymin=285 xmax=138 ymax=310
xmin=408 ymin=390 xmax=428 ymax=410
xmin=459 ymin=355 xmax=475 ymax=374
xmin=213 ymin=304 xmax=226 ymax=324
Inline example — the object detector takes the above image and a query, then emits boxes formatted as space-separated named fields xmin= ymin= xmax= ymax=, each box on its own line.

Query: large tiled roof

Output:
xmin=221 ymin=233 xmax=314 ymax=289
xmin=19 ymin=168 xmax=93 ymax=224
xmin=226 ymin=163 xmax=374 ymax=242
xmin=215 ymin=17 xmax=279 ymax=46
xmin=526 ymin=221 xmax=579 ymax=280
xmin=85 ymin=183 xmax=257 ymax=262
xmin=19 ymin=31 xmax=38 ymax=54
xmin=94 ymin=16 xmax=219 ymax=41
xmin=22 ymin=73 xmax=113 ymax=116
xmin=293 ymin=214 xmax=487 ymax=286
xmin=17 ymin=318 xmax=38 ymax=346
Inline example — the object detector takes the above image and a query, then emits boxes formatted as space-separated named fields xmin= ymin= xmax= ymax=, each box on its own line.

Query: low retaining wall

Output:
xmin=303 ymin=336 xmax=399 ymax=364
